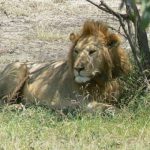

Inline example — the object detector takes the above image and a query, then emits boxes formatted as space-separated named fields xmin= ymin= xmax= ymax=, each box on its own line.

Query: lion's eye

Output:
xmin=89 ymin=50 xmax=96 ymax=55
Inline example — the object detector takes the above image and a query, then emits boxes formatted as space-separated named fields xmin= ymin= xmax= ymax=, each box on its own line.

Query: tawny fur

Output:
xmin=0 ymin=20 xmax=131 ymax=111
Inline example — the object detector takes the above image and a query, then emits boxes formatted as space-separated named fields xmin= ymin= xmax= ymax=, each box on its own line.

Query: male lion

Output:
xmin=0 ymin=20 xmax=131 ymax=111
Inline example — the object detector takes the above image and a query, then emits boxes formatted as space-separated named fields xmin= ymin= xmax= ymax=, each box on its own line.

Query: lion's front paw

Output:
xmin=86 ymin=101 xmax=116 ymax=116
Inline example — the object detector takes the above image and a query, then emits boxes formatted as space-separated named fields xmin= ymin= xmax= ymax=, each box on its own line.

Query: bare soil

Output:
xmin=0 ymin=0 xmax=147 ymax=70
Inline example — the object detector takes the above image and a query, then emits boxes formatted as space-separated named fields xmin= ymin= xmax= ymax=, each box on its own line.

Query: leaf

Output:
xmin=141 ymin=0 xmax=150 ymax=29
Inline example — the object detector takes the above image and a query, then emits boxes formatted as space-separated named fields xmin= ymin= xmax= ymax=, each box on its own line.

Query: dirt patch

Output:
xmin=0 ymin=0 xmax=148 ymax=70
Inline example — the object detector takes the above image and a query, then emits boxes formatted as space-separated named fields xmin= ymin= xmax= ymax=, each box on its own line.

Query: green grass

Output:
xmin=0 ymin=93 xmax=150 ymax=150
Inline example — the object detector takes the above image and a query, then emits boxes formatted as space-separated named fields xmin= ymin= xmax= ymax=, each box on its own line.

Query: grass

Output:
xmin=35 ymin=25 xmax=67 ymax=42
xmin=0 ymin=92 xmax=150 ymax=150
xmin=0 ymin=0 xmax=58 ymax=17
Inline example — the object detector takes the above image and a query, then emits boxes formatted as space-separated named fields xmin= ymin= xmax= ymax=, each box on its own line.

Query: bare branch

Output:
xmin=108 ymin=25 xmax=127 ymax=39
xmin=86 ymin=0 xmax=129 ymax=20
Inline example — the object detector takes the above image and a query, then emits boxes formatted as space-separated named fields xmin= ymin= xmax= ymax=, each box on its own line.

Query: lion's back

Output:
xmin=22 ymin=60 xmax=77 ymax=108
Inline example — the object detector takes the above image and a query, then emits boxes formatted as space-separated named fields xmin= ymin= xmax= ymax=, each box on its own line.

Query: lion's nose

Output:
xmin=74 ymin=63 xmax=85 ymax=72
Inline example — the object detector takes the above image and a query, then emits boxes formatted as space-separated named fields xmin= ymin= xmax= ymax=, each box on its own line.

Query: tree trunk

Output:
xmin=125 ymin=0 xmax=150 ymax=68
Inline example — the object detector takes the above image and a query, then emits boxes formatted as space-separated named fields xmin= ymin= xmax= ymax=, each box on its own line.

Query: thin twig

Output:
xmin=108 ymin=25 xmax=127 ymax=38
xmin=86 ymin=0 xmax=129 ymax=20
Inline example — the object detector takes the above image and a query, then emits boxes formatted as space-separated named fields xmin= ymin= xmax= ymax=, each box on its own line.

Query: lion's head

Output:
xmin=69 ymin=20 xmax=130 ymax=84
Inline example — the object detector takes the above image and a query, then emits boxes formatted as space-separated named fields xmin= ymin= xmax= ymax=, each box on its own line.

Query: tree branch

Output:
xmin=86 ymin=0 xmax=129 ymax=20
xmin=108 ymin=25 xmax=127 ymax=39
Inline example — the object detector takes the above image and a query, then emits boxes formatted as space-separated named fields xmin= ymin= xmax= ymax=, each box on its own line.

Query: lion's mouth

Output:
xmin=74 ymin=75 xmax=91 ymax=83
xmin=73 ymin=70 xmax=101 ymax=84
xmin=74 ymin=70 xmax=92 ymax=83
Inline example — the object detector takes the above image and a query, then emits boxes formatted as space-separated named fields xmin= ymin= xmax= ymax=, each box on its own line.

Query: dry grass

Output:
xmin=35 ymin=25 xmax=67 ymax=42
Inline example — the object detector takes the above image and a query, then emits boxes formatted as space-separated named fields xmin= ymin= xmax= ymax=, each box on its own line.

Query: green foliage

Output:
xmin=141 ymin=0 xmax=150 ymax=29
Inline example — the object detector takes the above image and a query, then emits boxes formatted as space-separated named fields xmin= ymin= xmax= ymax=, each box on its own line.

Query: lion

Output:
xmin=0 ymin=20 xmax=131 ymax=112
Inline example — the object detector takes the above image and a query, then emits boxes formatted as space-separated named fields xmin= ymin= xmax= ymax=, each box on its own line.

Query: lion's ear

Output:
xmin=107 ymin=34 xmax=121 ymax=49
xmin=69 ymin=33 xmax=79 ymax=43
